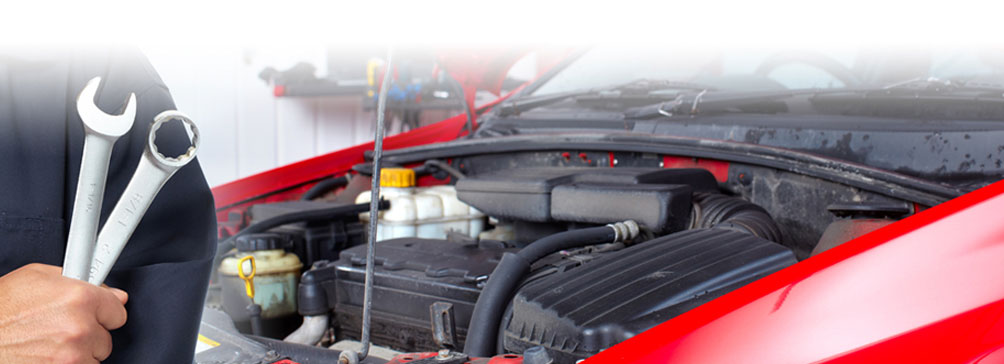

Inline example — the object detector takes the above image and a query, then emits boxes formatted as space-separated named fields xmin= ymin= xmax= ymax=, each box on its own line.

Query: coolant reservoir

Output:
xmin=219 ymin=233 xmax=303 ymax=323
xmin=356 ymin=168 xmax=485 ymax=241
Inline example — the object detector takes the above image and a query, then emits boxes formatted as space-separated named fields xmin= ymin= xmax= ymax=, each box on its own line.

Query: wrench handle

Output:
xmin=63 ymin=134 xmax=115 ymax=281
xmin=88 ymin=157 xmax=177 ymax=285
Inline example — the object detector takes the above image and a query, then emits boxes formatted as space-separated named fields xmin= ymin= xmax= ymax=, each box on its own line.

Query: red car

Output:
xmin=199 ymin=47 xmax=1004 ymax=364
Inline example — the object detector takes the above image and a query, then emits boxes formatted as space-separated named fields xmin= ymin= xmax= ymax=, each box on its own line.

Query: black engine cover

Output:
xmin=502 ymin=228 xmax=797 ymax=362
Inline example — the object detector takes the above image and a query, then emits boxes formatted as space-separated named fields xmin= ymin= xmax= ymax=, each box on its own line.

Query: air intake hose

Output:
xmin=691 ymin=193 xmax=783 ymax=242
xmin=463 ymin=220 xmax=640 ymax=357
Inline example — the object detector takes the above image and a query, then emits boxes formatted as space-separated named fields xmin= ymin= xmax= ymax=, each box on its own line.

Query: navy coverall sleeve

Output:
xmin=0 ymin=48 xmax=217 ymax=363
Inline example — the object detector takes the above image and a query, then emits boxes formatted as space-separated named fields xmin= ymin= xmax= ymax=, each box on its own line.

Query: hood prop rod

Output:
xmin=340 ymin=47 xmax=394 ymax=364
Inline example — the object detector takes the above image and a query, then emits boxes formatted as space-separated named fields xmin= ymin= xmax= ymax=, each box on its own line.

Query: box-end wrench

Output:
xmin=87 ymin=111 xmax=201 ymax=285
xmin=63 ymin=77 xmax=137 ymax=281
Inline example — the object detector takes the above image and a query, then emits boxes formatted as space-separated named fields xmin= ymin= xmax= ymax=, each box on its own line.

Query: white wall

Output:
xmin=143 ymin=46 xmax=376 ymax=187
xmin=143 ymin=46 xmax=532 ymax=187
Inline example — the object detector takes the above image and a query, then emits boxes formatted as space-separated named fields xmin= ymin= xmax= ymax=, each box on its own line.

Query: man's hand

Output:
xmin=0 ymin=264 xmax=128 ymax=364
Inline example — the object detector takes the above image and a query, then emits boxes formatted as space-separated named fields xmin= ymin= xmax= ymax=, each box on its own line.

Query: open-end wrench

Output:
xmin=87 ymin=111 xmax=201 ymax=285
xmin=62 ymin=77 xmax=137 ymax=281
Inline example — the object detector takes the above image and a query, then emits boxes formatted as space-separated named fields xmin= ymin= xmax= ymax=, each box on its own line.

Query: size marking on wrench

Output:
xmin=63 ymin=77 xmax=137 ymax=281
xmin=87 ymin=110 xmax=201 ymax=285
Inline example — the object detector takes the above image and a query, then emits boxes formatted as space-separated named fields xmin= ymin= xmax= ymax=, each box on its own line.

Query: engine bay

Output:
xmin=200 ymin=148 xmax=923 ymax=364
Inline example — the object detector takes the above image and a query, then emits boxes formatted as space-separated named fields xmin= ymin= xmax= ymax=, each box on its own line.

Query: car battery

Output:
xmin=298 ymin=237 xmax=515 ymax=352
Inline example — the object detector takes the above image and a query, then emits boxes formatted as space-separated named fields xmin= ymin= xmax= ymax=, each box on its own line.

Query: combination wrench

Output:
xmin=62 ymin=77 xmax=137 ymax=281
xmin=87 ymin=110 xmax=201 ymax=285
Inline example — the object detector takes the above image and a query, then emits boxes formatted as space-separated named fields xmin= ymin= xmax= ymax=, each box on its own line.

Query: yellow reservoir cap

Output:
xmin=380 ymin=168 xmax=416 ymax=188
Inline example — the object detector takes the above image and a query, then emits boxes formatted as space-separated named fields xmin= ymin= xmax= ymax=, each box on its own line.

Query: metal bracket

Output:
xmin=430 ymin=302 xmax=459 ymax=349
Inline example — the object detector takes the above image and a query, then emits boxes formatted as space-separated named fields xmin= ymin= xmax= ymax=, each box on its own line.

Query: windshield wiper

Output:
xmin=496 ymin=79 xmax=716 ymax=117
xmin=625 ymin=89 xmax=836 ymax=118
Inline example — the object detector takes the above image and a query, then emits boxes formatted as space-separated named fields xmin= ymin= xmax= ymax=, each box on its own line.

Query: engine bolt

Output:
xmin=438 ymin=349 xmax=452 ymax=359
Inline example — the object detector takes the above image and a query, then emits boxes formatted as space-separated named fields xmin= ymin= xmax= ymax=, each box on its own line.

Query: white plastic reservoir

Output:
xmin=356 ymin=168 xmax=485 ymax=241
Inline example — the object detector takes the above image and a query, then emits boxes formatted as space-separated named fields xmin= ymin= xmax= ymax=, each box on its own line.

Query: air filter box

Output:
xmin=503 ymin=228 xmax=797 ymax=362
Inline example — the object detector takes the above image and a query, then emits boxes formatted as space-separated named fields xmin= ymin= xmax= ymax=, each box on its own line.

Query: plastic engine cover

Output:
xmin=455 ymin=168 xmax=717 ymax=233
xmin=503 ymin=228 xmax=797 ymax=362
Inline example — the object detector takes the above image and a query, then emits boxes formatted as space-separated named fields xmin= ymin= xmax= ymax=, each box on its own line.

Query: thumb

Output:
xmin=104 ymin=287 xmax=129 ymax=304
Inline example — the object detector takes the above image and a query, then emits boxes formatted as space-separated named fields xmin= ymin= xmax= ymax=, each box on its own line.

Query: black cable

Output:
xmin=445 ymin=73 xmax=476 ymax=138
xmin=423 ymin=159 xmax=466 ymax=179
xmin=228 ymin=201 xmax=384 ymax=244
xmin=300 ymin=175 xmax=350 ymax=201
xmin=215 ymin=175 xmax=328 ymax=212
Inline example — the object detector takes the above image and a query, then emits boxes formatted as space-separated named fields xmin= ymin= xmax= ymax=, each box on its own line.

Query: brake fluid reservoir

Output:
xmin=356 ymin=168 xmax=485 ymax=241
xmin=219 ymin=233 xmax=303 ymax=323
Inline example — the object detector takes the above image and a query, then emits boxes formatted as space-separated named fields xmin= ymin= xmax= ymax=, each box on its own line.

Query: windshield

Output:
xmin=530 ymin=46 xmax=1004 ymax=96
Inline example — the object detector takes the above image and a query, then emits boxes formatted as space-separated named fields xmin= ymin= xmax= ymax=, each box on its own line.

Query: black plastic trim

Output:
xmin=371 ymin=133 xmax=961 ymax=206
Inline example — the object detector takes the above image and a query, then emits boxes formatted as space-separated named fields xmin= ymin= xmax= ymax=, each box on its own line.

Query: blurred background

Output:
xmin=5 ymin=0 xmax=998 ymax=187
xmin=145 ymin=45 xmax=1004 ymax=187
xmin=144 ymin=46 xmax=551 ymax=186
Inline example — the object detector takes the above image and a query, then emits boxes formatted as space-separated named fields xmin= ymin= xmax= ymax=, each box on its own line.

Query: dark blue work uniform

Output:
xmin=0 ymin=48 xmax=216 ymax=363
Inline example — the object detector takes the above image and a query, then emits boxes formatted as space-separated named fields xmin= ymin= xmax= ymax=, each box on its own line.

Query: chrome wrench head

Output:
xmin=76 ymin=77 xmax=137 ymax=137
xmin=147 ymin=110 xmax=200 ymax=169
xmin=88 ymin=111 xmax=200 ymax=285
xmin=63 ymin=77 xmax=137 ymax=281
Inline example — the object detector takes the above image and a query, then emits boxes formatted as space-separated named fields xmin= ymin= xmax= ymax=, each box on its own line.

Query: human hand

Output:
xmin=0 ymin=264 xmax=128 ymax=363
